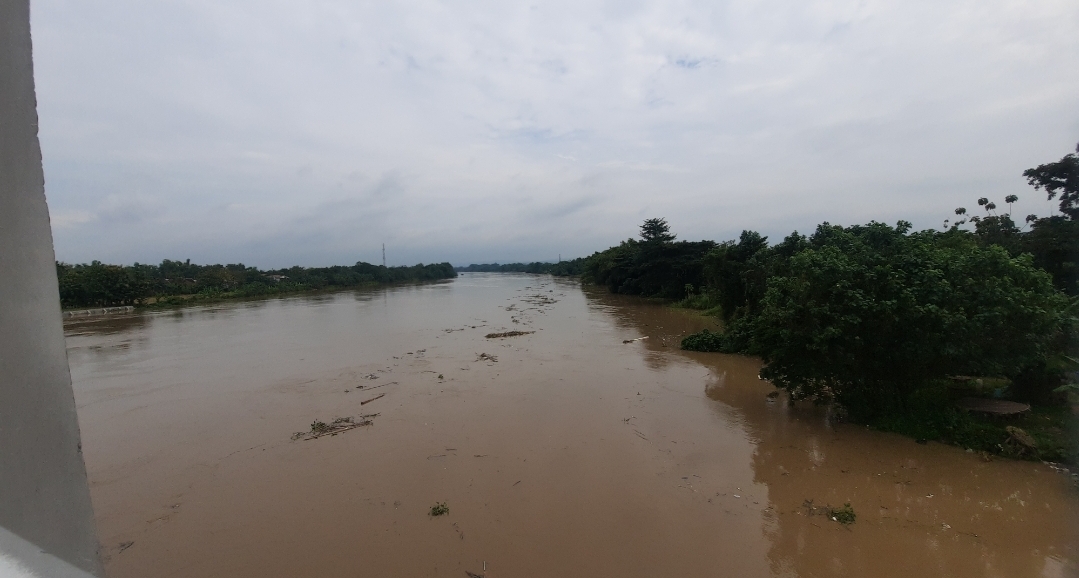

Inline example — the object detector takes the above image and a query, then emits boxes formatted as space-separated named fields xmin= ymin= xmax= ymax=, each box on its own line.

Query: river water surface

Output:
xmin=65 ymin=273 xmax=1078 ymax=577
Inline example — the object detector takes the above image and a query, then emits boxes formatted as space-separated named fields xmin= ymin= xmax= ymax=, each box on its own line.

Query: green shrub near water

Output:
xmin=680 ymin=329 xmax=727 ymax=352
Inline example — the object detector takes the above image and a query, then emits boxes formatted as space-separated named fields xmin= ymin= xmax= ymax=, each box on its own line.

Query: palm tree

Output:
xmin=1004 ymin=194 xmax=1018 ymax=215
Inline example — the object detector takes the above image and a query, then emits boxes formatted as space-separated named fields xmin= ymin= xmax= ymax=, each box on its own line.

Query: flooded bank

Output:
xmin=65 ymin=273 xmax=1079 ymax=577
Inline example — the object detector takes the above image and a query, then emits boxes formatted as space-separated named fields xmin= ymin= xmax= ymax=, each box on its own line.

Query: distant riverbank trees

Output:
xmin=582 ymin=145 xmax=1077 ymax=457
xmin=456 ymin=259 xmax=587 ymax=276
xmin=56 ymin=260 xmax=456 ymax=309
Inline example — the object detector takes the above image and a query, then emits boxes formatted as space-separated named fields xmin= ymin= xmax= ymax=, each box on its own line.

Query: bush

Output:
xmin=681 ymin=329 xmax=727 ymax=352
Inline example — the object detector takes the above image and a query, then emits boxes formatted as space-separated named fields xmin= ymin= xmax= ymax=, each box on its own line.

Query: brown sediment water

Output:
xmin=65 ymin=273 xmax=1079 ymax=578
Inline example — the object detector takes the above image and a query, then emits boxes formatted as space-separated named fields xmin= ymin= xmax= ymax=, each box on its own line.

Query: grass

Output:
xmin=673 ymin=292 xmax=723 ymax=317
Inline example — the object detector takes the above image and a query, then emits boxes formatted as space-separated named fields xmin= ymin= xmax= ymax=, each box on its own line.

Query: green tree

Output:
xmin=742 ymin=222 xmax=1068 ymax=419
xmin=1023 ymin=143 xmax=1079 ymax=219
xmin=640 ymin=218 xmax=676 ymax=244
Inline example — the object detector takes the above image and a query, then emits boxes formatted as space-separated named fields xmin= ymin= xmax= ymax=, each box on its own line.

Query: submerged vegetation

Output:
xmin=56 ymin=260 xmax=457 ymax=309
xmin=586 ymin=145 xmax=1079 ymax=462
xmin=429 ymin=502 xmax=449 ymax=517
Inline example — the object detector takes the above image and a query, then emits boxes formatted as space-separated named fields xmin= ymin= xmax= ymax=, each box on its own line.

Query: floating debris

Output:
xmin=361 ymin=393 xmax=386 ymax=406
xmin=622 ymin=336 xmax=649 ymax=344
xmin=485 ymin=330 xmax=535 ymax=338
xmin=1005 ymin=425 xmax=1038 ymax=456
xmin=802 ymin=499 xmax=856 ymax=525
xmin=429 ymin=502 xmax=449 ymax=516
xmin=292 ymin=414 xmax=378 ymax=440
xmin=359 ymin=381 xmax=397 ymax=392
xmin=476 ymin=353 xmax=498 ymax=362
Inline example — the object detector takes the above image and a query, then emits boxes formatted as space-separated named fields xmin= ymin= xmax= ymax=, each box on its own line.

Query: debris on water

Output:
xmin=361 ymin=381 xmax=397 ymax=392
xmin=766 ymin=390 xmax=780 ymax=400
xmin=118 ymin=541 xmax=134 ymax=553
xmin=802 ymin=499 xmax=856 ymax=525
xmin=485 ymin=330 xmax=534 ymax=338
xmin=363 ymin=373 xmax=379 ymax=380
xmin=1005 ymin=426 xmax=1038 ymax=456
xmin=429 ymin=502 xmax=449 ymax=516
xmin=361 ymin=393 xmax=386 ymax=405
xmin=292 ymin=414 xmax=378 ymax=440
xmin=622 ymin=336 xmax=649 ymax=343
xmin=477 ymin=353 xmax=498 ymax=362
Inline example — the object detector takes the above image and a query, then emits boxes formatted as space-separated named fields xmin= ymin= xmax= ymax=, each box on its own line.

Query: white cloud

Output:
xmin=30 ymin=0 xmax=1079 ymax=267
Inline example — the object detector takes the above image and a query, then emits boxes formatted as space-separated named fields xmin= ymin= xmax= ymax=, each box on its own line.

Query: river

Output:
xmin=64 ymin=273 xmax=1079 ymax=577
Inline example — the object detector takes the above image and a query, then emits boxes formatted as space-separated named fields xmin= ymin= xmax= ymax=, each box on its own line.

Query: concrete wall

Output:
xmin=0 ymin=1 xmax=104 ymax=575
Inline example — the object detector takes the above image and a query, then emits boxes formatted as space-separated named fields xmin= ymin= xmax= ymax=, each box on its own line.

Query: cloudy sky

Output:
xmin=31 ymin=0 xmax=1079 ymax=268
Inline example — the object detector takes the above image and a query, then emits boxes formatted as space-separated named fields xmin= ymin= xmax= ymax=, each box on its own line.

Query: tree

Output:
xmin=740 ymin=222 xmax=1068 ymax=419
xmin=640 ymin=218 xmax=676 ymax=244
xmin=1005 ymin=194 xmax=1018 ymax=214
xmin=1023 ymin=143 xmax=1079 ymax=219
xmin=702 ymin=230 xmax=769 ymax=321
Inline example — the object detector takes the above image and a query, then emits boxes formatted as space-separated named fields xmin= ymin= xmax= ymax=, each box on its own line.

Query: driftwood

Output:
xmin=622 ymin=336 xmax=649 ymax=344
xmin=359 ymin=381 xmax=397 ymax=391
xmin=294 ymin=414 xmax=379 ymax=440
xmin=485 ymin=330 xmax=534 ymax=338
xmin=360 ymin=393 xmax=386 ymax=405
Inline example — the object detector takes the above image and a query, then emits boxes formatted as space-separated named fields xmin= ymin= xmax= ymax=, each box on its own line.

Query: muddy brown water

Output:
xmin=65 ymin=273 xmax=1078 ymax=578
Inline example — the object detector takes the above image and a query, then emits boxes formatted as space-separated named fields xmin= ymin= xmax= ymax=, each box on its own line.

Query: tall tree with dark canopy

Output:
xmin=640 ymin=218 xmax=676 ymax=243
xmin=1024 ymin=143 xmax=1079 ymax=219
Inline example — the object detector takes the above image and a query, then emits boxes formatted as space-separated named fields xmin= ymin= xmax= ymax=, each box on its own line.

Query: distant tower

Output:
xmin=382 ymin=244 xmax=386 ymax=267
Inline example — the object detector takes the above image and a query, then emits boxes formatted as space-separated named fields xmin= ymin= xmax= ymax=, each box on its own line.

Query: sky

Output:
xmin=30 ymin=0 xmax=1079 ymax=268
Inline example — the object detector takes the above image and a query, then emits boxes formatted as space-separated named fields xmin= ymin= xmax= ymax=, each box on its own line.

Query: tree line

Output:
xmin=56 ymin=259 xmax=456 ymax=309
xmin=580 ymin=144 xmax=1078 ymax=456
xmin=455 ymin=260 xmax=587 ymax=276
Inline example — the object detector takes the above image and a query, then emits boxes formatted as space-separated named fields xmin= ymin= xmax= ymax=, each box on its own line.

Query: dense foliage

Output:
xmin=57 ymin=260 xmax=456 ymax=309
xmin=582 ymin=147 xmax=1078 ymax=430
xmin=735 ymin=222 xmax=1069 ymax=419
xmin=582 ymin=218 xmax=717 ymax=300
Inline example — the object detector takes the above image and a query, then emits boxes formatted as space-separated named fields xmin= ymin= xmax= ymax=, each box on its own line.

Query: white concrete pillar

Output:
xmin=0 ymin=1 xmax=104 ymax=575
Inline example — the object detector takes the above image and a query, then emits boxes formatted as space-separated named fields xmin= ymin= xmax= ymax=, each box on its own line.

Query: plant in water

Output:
xmin=429 ymin=502 xmax=449 ymax=517
xmin=310 ymin=420 xmax=330 ymax=434
xmin=828 ymin=503 xmax=856 ymax=525
xmin=681 ymin=329 xmax=726 ymax=352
